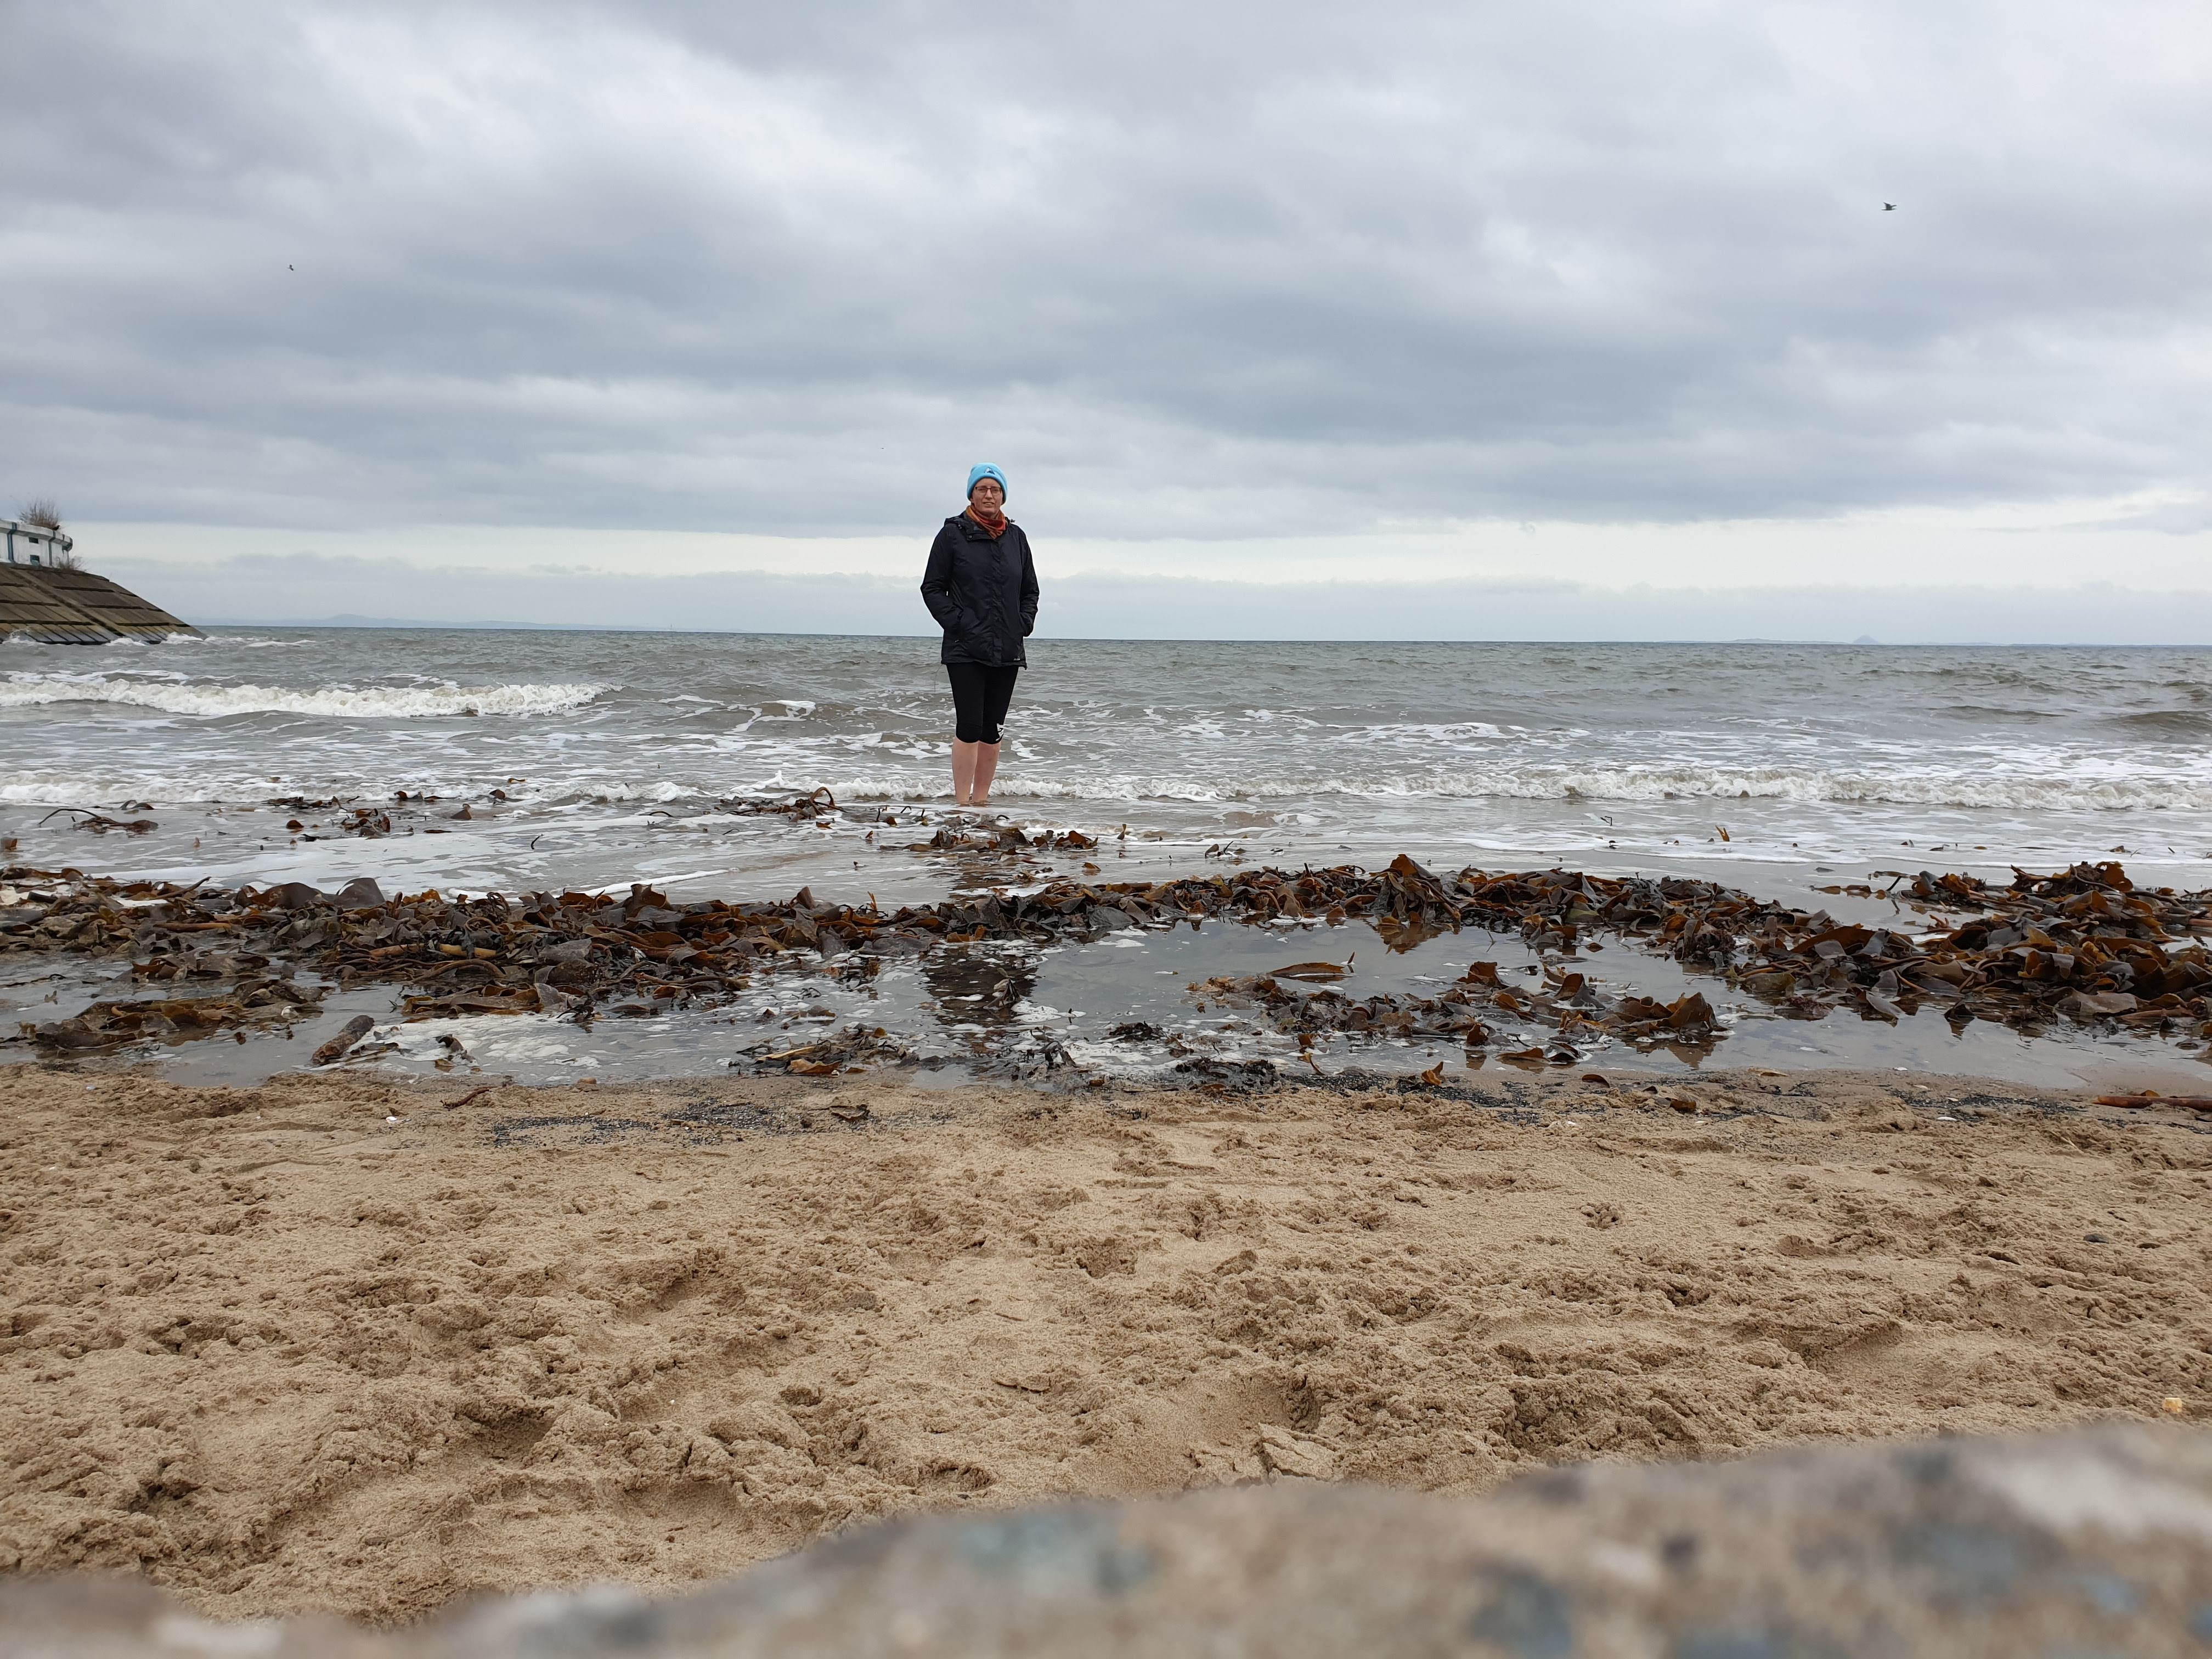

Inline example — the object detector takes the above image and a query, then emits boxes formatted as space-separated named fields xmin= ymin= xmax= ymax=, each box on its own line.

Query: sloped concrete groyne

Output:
xmin=3 ymin=1424 xmax=2208 ymax=1656
xmin=0 ymin=565 xmax=196 ymax=642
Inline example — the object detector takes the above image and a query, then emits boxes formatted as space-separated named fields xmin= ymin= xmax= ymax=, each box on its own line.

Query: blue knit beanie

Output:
xmin=967 ymin=463 xmax=1007 ymax=499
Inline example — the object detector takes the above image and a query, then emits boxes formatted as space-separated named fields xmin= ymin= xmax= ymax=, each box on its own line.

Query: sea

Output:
xmin=7 ymin=628 xmax=2212 ymax=1092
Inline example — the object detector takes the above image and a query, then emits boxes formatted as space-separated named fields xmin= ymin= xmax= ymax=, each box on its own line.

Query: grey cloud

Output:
xmin=4 ymin=0 xmax=2208 ymax=539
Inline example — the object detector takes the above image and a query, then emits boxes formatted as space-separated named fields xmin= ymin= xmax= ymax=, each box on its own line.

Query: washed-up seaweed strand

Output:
xmin=6 ymin=853 xmax=2210 ymax=1058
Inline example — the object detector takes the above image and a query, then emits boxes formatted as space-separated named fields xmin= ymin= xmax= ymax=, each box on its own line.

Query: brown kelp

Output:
xmin=7 ymin=848 xmax=2211 ymax=1066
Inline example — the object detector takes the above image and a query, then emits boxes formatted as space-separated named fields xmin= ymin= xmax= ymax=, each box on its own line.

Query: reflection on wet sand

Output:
xmin=920 ymin=942 xmax=1040 ymax=1037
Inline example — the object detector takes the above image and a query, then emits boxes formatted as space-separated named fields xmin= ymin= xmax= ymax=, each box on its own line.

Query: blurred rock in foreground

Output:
xmin=5 ymin=1423 xmax=2211 ymax=1657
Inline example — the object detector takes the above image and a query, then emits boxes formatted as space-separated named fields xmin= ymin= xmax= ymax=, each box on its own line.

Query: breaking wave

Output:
xmin=798 ymin=765 xmax=2212 ymax=813
xmin=0 ymin=676 xmax=605 ymax=719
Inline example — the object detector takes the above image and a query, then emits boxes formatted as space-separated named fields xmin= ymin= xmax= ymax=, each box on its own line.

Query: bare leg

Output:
xmin=951 ymin=740 xmax=979 ymax=805
xmin=970 ymin=741 xmax=1001 ymax=805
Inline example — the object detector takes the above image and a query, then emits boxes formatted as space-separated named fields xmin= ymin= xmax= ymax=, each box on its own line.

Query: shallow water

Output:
xmin=7 ymin=628 xmax=2211 ymax=1088
xmin=7 ymin=629 xmax=2212 ymax=896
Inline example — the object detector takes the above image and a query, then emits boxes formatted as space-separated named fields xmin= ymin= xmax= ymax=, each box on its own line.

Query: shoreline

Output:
xmin=2 ymin=1063 xmax=2205 ymax=1624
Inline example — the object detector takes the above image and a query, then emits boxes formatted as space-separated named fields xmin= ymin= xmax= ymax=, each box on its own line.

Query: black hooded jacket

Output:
xmin=920 ymin=513 xmax=1040 ymax=667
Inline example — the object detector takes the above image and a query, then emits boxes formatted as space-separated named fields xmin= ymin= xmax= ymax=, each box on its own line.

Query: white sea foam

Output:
xmin=793 ymin=765 xmax=2212 ymax=812
xmin=0 ymin=676 xmax=603 ymax=719
xmin=172 ymin=633 xmax=308 ymax=648
xmin=21 ymin=758 xmax=2160 ymax=820
xmin=0 ymin=770 xmax=221 ymax=806
xmin=547 ymin=779 xmax=698 ymax=804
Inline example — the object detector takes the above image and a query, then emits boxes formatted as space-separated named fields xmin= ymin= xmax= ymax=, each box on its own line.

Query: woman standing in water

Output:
xmin=920 ymin=464 xmax=1039 ymax=808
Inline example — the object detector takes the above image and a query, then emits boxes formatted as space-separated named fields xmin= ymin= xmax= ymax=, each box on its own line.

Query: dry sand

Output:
xmin=2 ymin=1063 xmax=2208 ymax=1624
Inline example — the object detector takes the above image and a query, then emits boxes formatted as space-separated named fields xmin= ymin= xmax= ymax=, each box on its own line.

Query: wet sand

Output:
xmin=2 ymin=1064 xmax=2208 ymax=1624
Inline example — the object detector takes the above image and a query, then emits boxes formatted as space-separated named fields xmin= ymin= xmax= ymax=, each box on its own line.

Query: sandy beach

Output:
xmin=14 ymin=0 xmax=2212 ymax=1640
xmin=3 ymin=1063 xmax=2206 ymax=1624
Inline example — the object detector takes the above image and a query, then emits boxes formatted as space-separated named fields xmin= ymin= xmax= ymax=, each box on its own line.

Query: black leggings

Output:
xmin=947 ymin=662 xmax=1019 ymax=744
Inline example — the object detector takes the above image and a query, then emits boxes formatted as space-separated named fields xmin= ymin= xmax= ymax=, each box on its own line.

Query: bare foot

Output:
xmin=970 ymin=796 xmax=990 ymax=810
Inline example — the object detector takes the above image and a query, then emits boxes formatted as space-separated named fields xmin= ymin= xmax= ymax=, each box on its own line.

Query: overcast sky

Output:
xmin=5 ymin=1 xmax=2209 ymax=636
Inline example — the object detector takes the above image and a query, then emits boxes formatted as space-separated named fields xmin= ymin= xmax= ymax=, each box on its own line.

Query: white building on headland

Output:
xmin=2 ymin=518 xmax=73 ymax=565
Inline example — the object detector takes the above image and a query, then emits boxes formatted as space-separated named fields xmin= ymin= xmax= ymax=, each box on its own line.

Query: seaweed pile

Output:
xmin=1217 ymin=855 xmax=2212 ymax=1058
xmin=1194 ymin=962 xmax=1723 ymax=1067
xmin=18 ymin=979 xmax=321 ymax=1050
xmin=6 ymin=850 xmax=2211 ymax=1067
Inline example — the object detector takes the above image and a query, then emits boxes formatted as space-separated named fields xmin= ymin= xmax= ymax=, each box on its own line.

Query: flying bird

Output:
xmin=289 ymin=263 xmax=295 ymax=270
xmin=1882 ymin=203 xmax=1895 ymax=211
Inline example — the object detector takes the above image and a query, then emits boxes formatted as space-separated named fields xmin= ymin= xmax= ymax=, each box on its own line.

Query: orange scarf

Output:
xmin=966 ymin=504 xmax=1008 ymax=538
